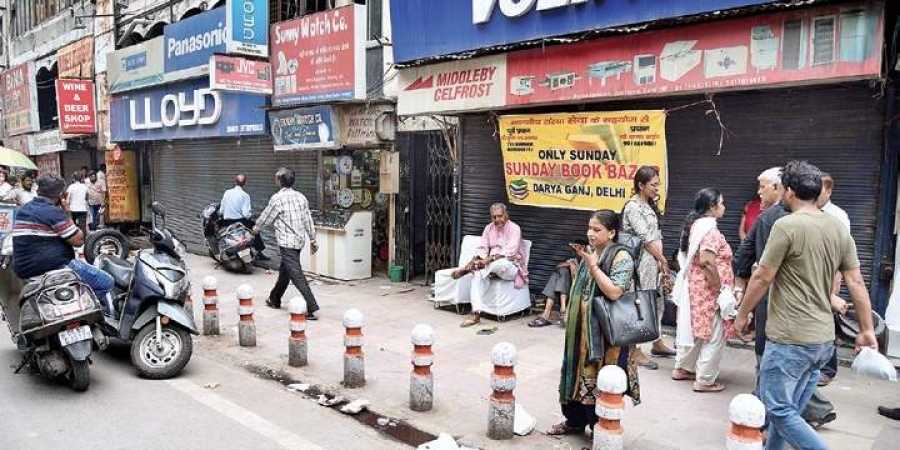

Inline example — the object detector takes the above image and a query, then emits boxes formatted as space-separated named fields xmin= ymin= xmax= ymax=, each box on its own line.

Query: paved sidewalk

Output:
xmin=183 ymin=254 xmax=900 ymax=449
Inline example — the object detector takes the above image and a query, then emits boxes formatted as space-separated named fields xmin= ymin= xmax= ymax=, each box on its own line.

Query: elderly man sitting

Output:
xmin=456 ymin=203 xmax=528 ymax=327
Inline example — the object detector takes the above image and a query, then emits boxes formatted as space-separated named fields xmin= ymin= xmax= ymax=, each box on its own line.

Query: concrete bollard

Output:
xmin=410 ymin=324 xmax=435 ymax=412
xmin=342 ymin=309 xmax=365 ymax=388
xmin=201 ymin=276 xmax=220 ymax=336
xmin=237 ymin=284 xmax=256 ymax=347
xmin=288 ymin=297 xmax=308 ymax=367
xmin=487 ymin=342 xmax=516 ymax=440
xmin=726 ymin=394 xmax=766 ymax=450
xmin=594 ymin=365 xmax=628 ymax=450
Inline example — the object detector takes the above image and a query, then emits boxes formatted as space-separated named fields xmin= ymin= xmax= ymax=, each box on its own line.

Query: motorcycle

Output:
xmin=200 ymin=202 xmax=257 ymax=273
xmin=94 ymin=202 xmax=197 ymax=379
xmin=0 ymin=236 xmax=106 ymax=392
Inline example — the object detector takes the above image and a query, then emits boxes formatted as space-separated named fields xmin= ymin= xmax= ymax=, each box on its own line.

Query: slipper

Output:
xmin=528 ymin=317 xmax=553 ymax=328
xmin=638 ymin=360 xmax=659 ymax=370
xmin=671 ymin=369 xmax=696 ymax=381
xmin=693 ymin=382 xmax=726 ymax=392
xmin=460 ymin=318 xmax=481 ymax=328
xmin=651 ymin=347 xmax=677 ymax=357
xmin=546 ymin=421 xmax=581 ymax=436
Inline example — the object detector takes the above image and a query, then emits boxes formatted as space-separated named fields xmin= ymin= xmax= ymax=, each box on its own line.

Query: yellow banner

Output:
xmin=105 ymin=148 xmax=141 ymax=223
xmin=499 ymin=111 xmax=667 ymax=212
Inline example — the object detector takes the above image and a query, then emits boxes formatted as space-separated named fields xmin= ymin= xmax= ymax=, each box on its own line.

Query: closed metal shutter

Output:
xmin=60 ymin=149 xmax=94 ymax=178
xmin=151 ymin=136 xmax=319 ymax=254
xmin=460 ymin=82 xmax=884 ymax=294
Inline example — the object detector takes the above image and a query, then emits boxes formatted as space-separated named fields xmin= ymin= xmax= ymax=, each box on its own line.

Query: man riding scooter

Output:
xmin=219 ymin=174 xmax=268 ymax=261
xmin=12 ymin=175 xmax=114 ymax=314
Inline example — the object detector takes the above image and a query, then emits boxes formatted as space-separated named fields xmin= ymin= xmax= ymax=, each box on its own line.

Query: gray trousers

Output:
xmin=269 ymin=247 xmax=319 ymax=314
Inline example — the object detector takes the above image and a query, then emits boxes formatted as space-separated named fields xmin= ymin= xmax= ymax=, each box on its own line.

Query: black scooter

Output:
xmin=94 ymin=202 xmax=197 ymax=379
xmin=200 ymin=202 xmax=257 ymax=273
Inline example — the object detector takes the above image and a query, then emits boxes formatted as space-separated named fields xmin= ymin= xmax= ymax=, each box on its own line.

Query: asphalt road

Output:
xmin=0 ymin=328 xmax=405 ymax=450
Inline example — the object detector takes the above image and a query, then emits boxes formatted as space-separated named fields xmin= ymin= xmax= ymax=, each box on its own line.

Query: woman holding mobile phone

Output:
xmin=548 ymin=210 xmax=641 ymax=436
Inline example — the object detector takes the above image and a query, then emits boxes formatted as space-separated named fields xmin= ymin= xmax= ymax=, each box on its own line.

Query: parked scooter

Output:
xmin=200 ymin=202 xmax=257 ymax=273
xmin=0 ymin=236 xmax=106 ymax=391
xmin=94 ymin=202 xmax=197 ymax=379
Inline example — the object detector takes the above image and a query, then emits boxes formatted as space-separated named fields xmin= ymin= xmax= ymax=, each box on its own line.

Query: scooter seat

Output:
xmin=97 ymin=255 xmax=133 ymax=289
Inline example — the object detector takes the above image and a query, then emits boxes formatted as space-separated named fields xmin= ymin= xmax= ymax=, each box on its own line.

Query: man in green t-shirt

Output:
xmin=734 ymin=160 xmax=877 ymax=450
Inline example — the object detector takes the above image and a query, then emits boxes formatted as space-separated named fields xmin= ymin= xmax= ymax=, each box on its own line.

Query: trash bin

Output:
xmin=389 ymin=265 xmax=405 ymax=283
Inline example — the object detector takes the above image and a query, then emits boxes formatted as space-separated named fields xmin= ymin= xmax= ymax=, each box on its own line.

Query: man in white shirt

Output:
xmin=65 ymin=172 xmax=90 ymax=235
xmin=4 ymin=174 xmax=37 ymax=206
xmin=817 ymin=174 xmax=850 ymax=233
xmin=221 ymin=174 xmax=267 ymax=259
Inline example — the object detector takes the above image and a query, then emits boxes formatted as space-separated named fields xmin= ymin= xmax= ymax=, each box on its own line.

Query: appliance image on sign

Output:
xmin=633 ymin=55 xmax=657 ymax=85
xmin=704 ymin=46 xmax=748 ymax=78
xmin=660 ymin=40 xmax=702 ymax=81
xmin=587 ymin=61 xmax=632 ymax=87
xmin=510 ymin=75 xmax=535 ymax=96
xmin=750 ymin=25 xmax=779 ymax=71
xmin=541 ymin=72 xmax=578 ymax=90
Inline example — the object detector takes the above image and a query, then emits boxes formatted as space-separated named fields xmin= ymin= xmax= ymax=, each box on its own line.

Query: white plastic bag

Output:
xmin=717 ymin=286 xmax=737 ymax=320
xmin=850 ymin=347 xmax=898 ymax=382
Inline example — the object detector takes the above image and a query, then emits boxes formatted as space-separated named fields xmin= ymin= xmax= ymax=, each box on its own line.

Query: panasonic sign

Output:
xmin=472 ymin=0 xmax=590 ymax=24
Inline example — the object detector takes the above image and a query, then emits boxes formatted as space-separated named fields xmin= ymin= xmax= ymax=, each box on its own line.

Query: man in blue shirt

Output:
xmin=220 ymin=174 xmax=267 ymax=259
xmin=12 ymin=175 xmax=114 ymax=311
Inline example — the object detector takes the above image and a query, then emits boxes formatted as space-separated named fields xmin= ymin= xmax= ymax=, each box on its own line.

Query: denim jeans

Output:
xmin=68 ymin=259 xmax=114 ymax=301
xmin=759 ymin=340 xmax=834 ymax=450
xmin=89 ymin=205 xmax=102 ymax=231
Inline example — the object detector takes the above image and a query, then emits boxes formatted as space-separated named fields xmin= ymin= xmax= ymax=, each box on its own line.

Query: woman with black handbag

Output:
xmin=548 ymin=210 xmax=641 ymax=436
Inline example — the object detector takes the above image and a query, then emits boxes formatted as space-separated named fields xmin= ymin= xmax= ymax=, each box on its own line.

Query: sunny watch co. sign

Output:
xmin=56 ymin=79 xmax=97 ymax=135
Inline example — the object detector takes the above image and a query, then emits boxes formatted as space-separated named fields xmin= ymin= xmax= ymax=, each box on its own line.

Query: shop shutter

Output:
xmin=151 ymin=136 xmax=319 ymax=254
xmin=60 ymin=149 xmax=94 ymax=178
xmin=460 ymin=82 xmax=883 ymax=295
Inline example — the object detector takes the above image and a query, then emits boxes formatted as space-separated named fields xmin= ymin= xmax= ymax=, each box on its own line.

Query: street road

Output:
xmin=0 ymin=328 xmax=404 ymax=450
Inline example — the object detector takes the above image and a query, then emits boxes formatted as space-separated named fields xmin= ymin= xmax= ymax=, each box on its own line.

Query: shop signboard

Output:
xmin=29 ymin=129 xmax=67 ymax=156
xmin=269 ymin=106 xmax=339 ymax=151
xmin=56 ymin=79 xmax=97 ymax=135
xmin=226 ymin=0 xmax=269 ymax=57
xmin=336 ymin=104 xmax=395 ymax=146
xmin=397 ymin=55 xmax=506 ymax=115
xmin=108 ymin=37 xmax=165 ymax=93
xmin=398 ymin=1 xmax=884 ymax=114
xmin=209 ymin=54 xmax=273 ymax=94
xmin=164 ymin=7 xmax=227 ymax=82
xmin=0 ymin=205 xmax=14 ymax=242
xmin=270 ymin=5 xmax=366 ymax=105
xmin=105 ymin=147 xmax=141 ymax=223
xmin=3 ymin=134 xmax=30 ymax=155
xmin=391 ymin=0 xmax=779 ymax=63
xmin=1 ymin=62 xmax=40 ymax=136
xmin=109 ymin=77 xmax=267 ymax=142
xmin=498 ymin=111 xmax=668 ymax=212
xmin=58 ymin=37 xmax=95 ymax=79
xmin=35 ymin=153 xmax=61 ymax=177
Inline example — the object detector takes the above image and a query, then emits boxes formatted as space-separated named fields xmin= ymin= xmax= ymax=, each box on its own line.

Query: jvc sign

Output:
xmin=390 ymin=0 xmax=780 ymax=63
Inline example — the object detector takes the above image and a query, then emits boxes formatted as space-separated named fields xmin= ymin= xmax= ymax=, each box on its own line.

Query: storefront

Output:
xmin=394 ymin=0 xmax=899 ymax=313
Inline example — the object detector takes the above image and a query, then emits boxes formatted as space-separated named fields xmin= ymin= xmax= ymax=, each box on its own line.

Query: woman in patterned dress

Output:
xmin=672 ymin=188 xmax=734 ymax=392
xmin=548 ymin=210 xmax=641 ymax=436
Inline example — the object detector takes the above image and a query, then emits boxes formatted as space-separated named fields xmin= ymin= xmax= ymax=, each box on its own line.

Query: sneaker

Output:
xmin=265 ymin=299 xmax=281 ymax=309
xmin=307 ymin=312 xmax=318 ymax=321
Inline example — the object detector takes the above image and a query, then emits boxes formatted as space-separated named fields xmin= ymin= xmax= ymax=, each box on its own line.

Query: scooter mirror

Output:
xmin=151 ymin=202 xmax=167 ymax=218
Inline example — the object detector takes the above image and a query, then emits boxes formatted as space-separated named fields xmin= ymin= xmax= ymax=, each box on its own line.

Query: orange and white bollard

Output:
xmin=342 ymin=309 xmax=365 ymax=388
xmin=410 ymin=324 xmax=435 ymax=412
xmin=237 ymin=284 xmax=256 ymax=347
xmin=726 ymin=394 xmax=766 ymax=450
xmin=593 ymin=365 xmax=627 ymax=450
xmin=201 ymin=276 xmax=219 ymax=336
xmin=487 ymin=342 xmax=516 ymax=440
xmin=288 ymin=297 xmax=308 ymax=367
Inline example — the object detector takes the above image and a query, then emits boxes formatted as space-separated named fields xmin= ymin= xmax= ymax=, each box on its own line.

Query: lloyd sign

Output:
xmin=56 ymin=79 xmax=97 ymax=135
xmin=397 ymin=55 xmax=506 ymax=115
xmin=110 ymin=77 xmax=267 ymax=141
xmin=226 ymin=0 xmax=268 ymax=57
xmin=210 ymin=54 xmax=273 ymax=94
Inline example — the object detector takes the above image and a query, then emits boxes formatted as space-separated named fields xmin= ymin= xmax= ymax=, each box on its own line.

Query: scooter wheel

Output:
xmin=131 ymin=323 xmax=193 ymax=379
xmin=69 ymin=359 xmax=90 ymax=392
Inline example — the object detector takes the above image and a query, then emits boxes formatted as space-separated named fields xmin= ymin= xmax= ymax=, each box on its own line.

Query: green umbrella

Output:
xmin=0 ymin=146 xmax=37 ymax=170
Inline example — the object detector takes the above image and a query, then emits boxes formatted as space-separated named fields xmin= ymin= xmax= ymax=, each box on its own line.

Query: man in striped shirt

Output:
xmin=253 ymin=167 xmax=320 ymax=319
xmin=12 ymin=175 xmax=113 ymax=307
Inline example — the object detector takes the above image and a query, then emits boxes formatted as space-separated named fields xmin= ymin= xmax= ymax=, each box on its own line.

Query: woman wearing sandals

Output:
xmin=671 ymin=188 xmax=735 ymax=393
xmin=549 ymin=210 xmax=641 ymax=436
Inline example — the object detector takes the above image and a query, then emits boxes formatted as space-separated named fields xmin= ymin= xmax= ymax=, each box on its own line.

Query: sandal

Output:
xmin=546 ymin=421 xmax=581 ymax=436
xmin=528 ymin=317 xmax=553 ymax=328
xmin=671 ymin=369 xmax=696 ymax=381
xmin=693 ymin=382 xmax=726 ymax=392
xmin=460 ymin=317 xmax=481 ymax=328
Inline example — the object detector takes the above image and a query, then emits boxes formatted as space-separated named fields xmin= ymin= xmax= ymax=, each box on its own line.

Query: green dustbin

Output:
xmin=389 ymin=265 xmax=405 ymax=282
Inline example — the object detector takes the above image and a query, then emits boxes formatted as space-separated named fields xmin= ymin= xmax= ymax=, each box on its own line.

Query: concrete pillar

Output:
xmin=237 ymin=284 xmax=256 ymax=347
xmin=201 ymin=276 xmax=219 ymax=336
xmin=342 ymin=309 xmax=365 ymax=388
xmin=726 ymin=394 xmax=766 ymax=450
xmin=410 ymin=324 xmax=434 ymax=412
xmin=593 ymin=365 xmax=627 ymax=450
xmin=288 ymin=297 xmax=308 ymax=367
xmin=487 ymin=342 xmax=516 ymax=440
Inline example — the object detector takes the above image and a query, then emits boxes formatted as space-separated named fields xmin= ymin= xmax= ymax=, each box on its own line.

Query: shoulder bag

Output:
xmin=592 ymin=244 xmax=661 ymax=347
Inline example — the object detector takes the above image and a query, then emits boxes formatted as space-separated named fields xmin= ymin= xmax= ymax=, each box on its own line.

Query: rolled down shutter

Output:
xmin=151 ymin=136 xmax=319 ymax=253
xmin=459 ymin=82 xmax=883 ymax=295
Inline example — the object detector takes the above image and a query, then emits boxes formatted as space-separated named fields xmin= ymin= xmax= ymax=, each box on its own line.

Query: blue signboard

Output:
xmin=390 ymin=0 xmax=780 ymax=63
xmin=226 ymin=0 xmax=269 ymax=57
xmin=164 ymin=7 xmax=227 ymax=79
xmin=109 ymin=77 xmax=267 ymax=142
xmin=269 ymin=106 xmax=338 ymax=151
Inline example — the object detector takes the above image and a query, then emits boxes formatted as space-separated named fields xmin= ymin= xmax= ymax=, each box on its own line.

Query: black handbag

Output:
xmin=591 ymin=244 xmax=661 ymax=347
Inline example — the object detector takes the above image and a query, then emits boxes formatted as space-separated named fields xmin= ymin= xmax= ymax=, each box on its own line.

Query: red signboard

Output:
xmin=270 ymin=4 xmax=366 ymax=106
xmin=56 ymin=79 xmax=97 ymax=135
xmin=506 ymin=1 xmax=883 ymax=106
xmin=209 ymin=54 xmax=273 ymax=95
xmin=1 ymin=62 xmax=39 ymax=136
